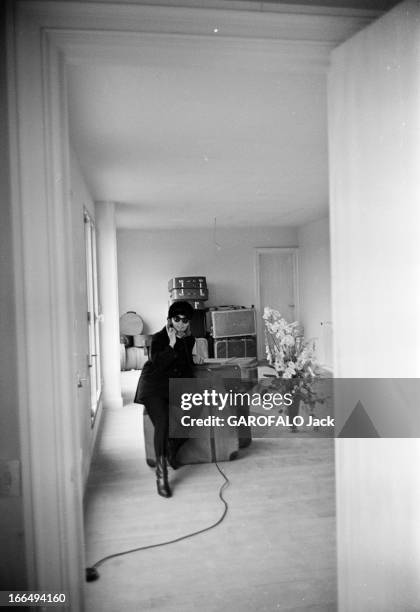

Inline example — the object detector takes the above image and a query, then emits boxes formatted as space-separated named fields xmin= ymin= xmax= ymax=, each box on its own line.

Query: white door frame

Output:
xmin=7 ymin=1 xmax=379 ymax=606
xmin=254 ymin=247 xmax=300 ymax=360
xmin=8 ymin=2 xmax=86 ymax=603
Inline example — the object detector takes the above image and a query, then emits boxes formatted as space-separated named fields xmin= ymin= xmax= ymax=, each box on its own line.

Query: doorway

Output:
xmin=8 ymin=0 xmax=375 ymax=606
xmin=255 ymin=247 xmax=299 ymax=360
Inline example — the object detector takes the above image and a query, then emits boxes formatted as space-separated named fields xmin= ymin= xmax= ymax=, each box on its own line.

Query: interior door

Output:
xmin=255 ymin=248 xmax=299 ymax=360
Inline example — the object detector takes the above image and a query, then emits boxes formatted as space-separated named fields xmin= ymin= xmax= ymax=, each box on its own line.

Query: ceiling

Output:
xmin=66 ymin=1 xmax=398 ymax=229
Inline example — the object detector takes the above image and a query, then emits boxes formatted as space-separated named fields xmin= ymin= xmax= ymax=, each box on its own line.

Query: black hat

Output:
xmin=168 ymin=301 xmax=194 ymax=320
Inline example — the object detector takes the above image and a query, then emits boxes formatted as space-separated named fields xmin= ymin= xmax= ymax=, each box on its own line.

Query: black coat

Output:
xmin=134 ymin=326 xmax=195 ymax=402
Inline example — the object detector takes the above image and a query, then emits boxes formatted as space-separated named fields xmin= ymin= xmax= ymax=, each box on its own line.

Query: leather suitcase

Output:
xmin=189 ymin=363 xmax=252 ymax=450
xmin=119 ymin=311 xmax=144 ymax=335
xmin=125 ymin=347 xmax=148 ymax=371
xmin=169 ymin=287 xmax=209 ymax=300
xmin=143 ymin=363 xmax=245 ymax=466
xmin=214 ymin=336 xmax=257 ymax=358
xmin=202 ymin=358 xmax=257 ymax=447
xmin=168 ymin=276 xmax=207 ymax=290
xmin=133 ymin=333 xmax=151 ymax=348
xmin=209 ymin=308 xmax=256 ymax=338
xmin=205 ymin=357 xmax=258 ymax=383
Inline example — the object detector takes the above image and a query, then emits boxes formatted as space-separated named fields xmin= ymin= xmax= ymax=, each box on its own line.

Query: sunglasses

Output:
xmin=172 ymin=315 xmax=190 ymax=323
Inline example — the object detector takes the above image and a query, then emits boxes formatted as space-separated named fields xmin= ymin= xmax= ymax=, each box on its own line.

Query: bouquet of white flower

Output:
xmin=263 ymin=307 xmax=320 ymax=405
xmin=263 ymin=307 xmax=316 ymax=374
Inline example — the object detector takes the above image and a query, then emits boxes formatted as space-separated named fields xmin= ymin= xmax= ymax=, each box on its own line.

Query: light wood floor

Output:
xmin=84 ymin=372 xmax=336 ymax=612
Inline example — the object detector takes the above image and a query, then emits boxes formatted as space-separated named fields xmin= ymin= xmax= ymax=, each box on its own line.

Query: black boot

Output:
xmin=156 ymin=456 xmax=172 ymax=498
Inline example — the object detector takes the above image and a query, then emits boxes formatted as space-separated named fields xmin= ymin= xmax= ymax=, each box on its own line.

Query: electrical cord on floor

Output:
xmin=85 ymin=462 xmax=230 ymax=582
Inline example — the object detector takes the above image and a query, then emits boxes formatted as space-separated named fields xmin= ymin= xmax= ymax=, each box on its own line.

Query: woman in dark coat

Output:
xmin=134 ymin=301 xmax=202 ymax=498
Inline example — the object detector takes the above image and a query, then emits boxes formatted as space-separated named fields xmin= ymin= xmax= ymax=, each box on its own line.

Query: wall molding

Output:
xmin=52 ymin=29 xmax=332 ymax=73
xmin=22 ymin=0 xmax=378 ymax=44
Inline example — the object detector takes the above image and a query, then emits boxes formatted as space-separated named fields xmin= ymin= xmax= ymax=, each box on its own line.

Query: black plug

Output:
xmin=85 ymin=567 xmax=100 ymax=582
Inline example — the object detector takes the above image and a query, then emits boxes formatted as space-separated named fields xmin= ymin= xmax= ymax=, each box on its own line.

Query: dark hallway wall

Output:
xmin=0 ymin=3 xmax=29 ymax=590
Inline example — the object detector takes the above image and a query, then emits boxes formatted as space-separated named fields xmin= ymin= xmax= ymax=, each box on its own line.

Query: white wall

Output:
xmin=298 ymin=217 xmax=332 ymax=367
xmin=329 ymin=6 xmax=420 ymax=379
xmin=117 ymin=225 xmax=297 ymax=334
xmin=70 ymin=151 xmax=100 ymax=488
xmin=329 ymin=1 xmax=420 ymax=610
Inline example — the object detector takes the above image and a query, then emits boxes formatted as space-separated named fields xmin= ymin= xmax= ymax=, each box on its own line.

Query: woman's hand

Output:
xmin=193 ymin=354 xmax=205 ymax=365
xmin=166 ymin=323 xmax=177 ymax=348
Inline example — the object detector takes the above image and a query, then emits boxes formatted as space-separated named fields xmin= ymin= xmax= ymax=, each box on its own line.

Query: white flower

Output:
xmin=263 ymin=306 xmax=319 ymax=381
xmin=262 ymin=307 xmax=272 ymax=320
xmin=281 ymin=334 xmax=295 ymax=347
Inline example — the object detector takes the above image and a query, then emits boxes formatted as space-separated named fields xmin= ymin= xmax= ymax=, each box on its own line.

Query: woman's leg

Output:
xmin=144 ymin=396 xmax=169 ymax=458
xmin=143 ymin=396 xmax=171 ymax=497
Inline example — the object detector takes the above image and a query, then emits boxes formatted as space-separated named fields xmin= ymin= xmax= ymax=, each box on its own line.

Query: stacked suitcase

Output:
xmin=168 ymin=276 xmax=208 ymax=301
xmin=208 ymin=307 xmax=257 ymax=358
xmin=119 ymin=311 xmax=151 ymax=371
xmin=168 ymin=276 xmax=208 ymax=338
